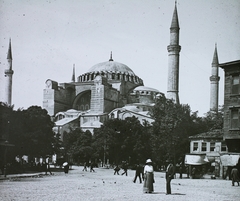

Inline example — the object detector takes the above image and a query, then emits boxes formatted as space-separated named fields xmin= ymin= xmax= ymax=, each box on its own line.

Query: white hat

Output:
xmin=146 ymin=159 xmax=152 ymax=164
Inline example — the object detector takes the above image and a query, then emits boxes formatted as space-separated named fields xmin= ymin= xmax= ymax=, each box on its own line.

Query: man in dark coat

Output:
xmin=166 ymin=162 xmax=174 ymax=194
xmin=231 ymin=166 xmax=240 ymax=186
xmin=133 ymin=163 xmax=143 ymax=183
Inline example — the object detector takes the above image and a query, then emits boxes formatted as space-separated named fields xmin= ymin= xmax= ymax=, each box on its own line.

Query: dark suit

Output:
xmin=133 ymin=164 xmax=143 ymax=183
xmin=166 ymin=163 xmax=174 ymax=194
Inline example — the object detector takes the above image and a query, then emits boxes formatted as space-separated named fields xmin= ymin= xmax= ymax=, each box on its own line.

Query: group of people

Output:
xmin=131 ymin=159 xmax=175 ymax=194
xmin=113 ymin=162 xmax=128 ymax=176
xmin=82 ymin=162 xmax=96 ymax=172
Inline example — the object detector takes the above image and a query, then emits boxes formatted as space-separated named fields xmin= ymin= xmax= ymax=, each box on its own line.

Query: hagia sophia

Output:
xmin=42 ymin=3 xmax=184 ymax=137
xmin=4 ymin=4 xmax=220 ymax=139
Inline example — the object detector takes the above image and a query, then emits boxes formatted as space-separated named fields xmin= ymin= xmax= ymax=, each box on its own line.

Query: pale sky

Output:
xmin=0 ymin=0 xmax=240 ymax=116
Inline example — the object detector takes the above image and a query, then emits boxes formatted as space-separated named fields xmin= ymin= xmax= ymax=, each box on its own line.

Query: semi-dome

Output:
xmin=87 ymin=60 xmax=135 ymax=76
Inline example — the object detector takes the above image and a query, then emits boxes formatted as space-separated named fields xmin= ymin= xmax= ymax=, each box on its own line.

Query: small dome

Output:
xmin=87 ymin=60 xmax=135 ymax=76
xmin=134 ymin=86 xmax=160 ymax=93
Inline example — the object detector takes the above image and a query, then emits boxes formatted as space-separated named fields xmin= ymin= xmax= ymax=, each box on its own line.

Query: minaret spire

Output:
xmin=72 ymin=64 xmax=75 ymax=82
xmin=171 ymin=2 xmax=179 ymax=29
xmin=167 ymin=3 xmax=181 ymax=104
xmin=7 ymin=38 xmax=12 ymax=61
xmin=4 ymin=38 xmax=14 ymax=105
xmin=109 ymin=51 xmax=113 ymax=61
xmin=210 ymin=44 xmax=220 ymax=112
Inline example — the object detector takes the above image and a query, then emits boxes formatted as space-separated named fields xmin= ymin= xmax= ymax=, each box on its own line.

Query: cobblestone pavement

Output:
xmin=0 ymin=166 xmax=239 ymax=201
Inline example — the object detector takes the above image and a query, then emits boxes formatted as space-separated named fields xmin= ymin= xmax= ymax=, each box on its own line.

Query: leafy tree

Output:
xmin=202 ymin=106 xmax=224 ymax=131
xmin=151 ymin=95 xmax=194 ymax=165
xmin=0 ymin=104 xmax=59 ymax=163
xmin=64 ymin=128 xmax=93 ymax=163
xmin=132 ymin=120 xmax=153 ymax=162
xmin=92 ymin=125 xmax=116 ymax=165
xmin=92 ymin=117 xmax=152 ymax=165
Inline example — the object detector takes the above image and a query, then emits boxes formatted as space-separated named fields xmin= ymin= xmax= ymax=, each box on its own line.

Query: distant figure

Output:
xmin=45 ymin=161 xmax=53 ymax=175
xmin=231 ymin=166 xmax=240 ymax=186
xmin=114 ymin=165 xmax=120 ymax=175
xmin=82 ymin=162 xmax=87 ymax=171
xmin=121 ymin=162 xmax=128 ymax=176
xmin=90 ymin=162 xmax=95 ymax=172
xmin=63 ymin=163 xmax=69 ymax=174
xmin=166 ymin=162 xmax=174 ymax=195
xmin=186 ymin=165 xmax=189 ymax=178
xmin=179 ymin=164 xmax=182 ymax=179
xmin=133 ymin=163 xmax=143 ymax=183
xmin=192 ymin=167 xmax=196 ymax=179
xmin=143 ymin=159 xmax=154 ymax=193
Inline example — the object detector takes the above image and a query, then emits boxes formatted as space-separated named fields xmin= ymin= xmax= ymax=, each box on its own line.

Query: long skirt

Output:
xmin=143 ymin=172 xmax=154 ymax=193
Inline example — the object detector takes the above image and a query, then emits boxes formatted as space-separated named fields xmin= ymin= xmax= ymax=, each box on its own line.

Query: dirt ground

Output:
xmin=0 ymin=166 xmax=239 ymax=201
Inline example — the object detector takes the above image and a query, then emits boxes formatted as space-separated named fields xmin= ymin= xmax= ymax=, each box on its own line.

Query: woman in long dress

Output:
xmin=143 ymin=159 xmax=154 ymax=193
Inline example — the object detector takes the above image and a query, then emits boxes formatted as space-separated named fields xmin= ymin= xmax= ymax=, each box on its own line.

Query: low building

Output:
xmin=185 ymin=129 xmax=228 ymax=178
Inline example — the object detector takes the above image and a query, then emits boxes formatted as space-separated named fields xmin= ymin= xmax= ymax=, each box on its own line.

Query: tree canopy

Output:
xmin=0 ymin=103 xmax=59 ymax=163
xmin=151 ymin=95 xmax=194 ymax=165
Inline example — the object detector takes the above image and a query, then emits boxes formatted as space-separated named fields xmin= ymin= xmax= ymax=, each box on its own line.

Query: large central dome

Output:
xmin=87 ymin=54 xmax=135 ymax=76
xmin=87 ymin=61 xmax=135 ymax=76
xmin=77 ymin=53 xmax=143 ymax=85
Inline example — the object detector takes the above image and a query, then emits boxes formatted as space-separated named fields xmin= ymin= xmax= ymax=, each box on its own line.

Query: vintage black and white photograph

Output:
xmin=0 ymin=0 xmax=240 ymax=200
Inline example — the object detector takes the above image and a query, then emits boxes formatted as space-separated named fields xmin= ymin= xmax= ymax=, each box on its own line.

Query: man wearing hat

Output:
xmin=143 ymin=159 xmax=154 ymax=193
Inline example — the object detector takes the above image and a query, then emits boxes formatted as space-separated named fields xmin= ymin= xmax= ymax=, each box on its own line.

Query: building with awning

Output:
xmin=185 ymin=154 xmax=209 ymax=165
xmin=186 ymin=129 xmax=227 ymax=178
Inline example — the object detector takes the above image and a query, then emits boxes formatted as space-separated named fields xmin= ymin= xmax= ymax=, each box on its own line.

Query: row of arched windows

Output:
xmin=77 ymin=104 xmax=89 ymax=111
xmin=77 ymin=71 xmax=143 ymax=84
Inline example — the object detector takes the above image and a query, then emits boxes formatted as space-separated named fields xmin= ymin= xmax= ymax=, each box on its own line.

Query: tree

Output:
xmin=1 ymin=105 xmax=59 ymax=162
xmin=92 ymin=117 xmax=152 ymax=165
xmin=64 ymin=128 xmax=93 ymax=163
xmin=202 ymin=106 xmax=224 ymax=131
xmin=151 ymin=95 xmax=194 ymax=165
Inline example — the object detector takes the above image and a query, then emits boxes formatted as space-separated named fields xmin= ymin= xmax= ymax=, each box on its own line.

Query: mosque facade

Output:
xmin=43 ymin=53 xmax=162 ymax=136
xmin=42 ymin=4 xmax=181 ymax=136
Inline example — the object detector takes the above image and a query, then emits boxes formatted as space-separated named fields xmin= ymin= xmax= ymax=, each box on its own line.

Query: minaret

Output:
xmin=72 ymin=64 xmax=75 ymax=82
xmin=4 ymin=39 xmax=14 ymax=105
xmin=167 ymin=2 xmax=181 ymax=104
xmin=210 ymin=44 xmax=220 ymax=112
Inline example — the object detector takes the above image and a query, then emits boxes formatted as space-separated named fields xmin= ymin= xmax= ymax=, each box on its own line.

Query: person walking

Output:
xmin=143 ymin=159 xmax=154 ymax=193
xmin=133 ymin=163 xmax=143 ymax=183
xmin=166 ymin=162 xmax=174 ymax=195
xmin=45 ymin=161 xmax=53 ymax=175
xmin=90 ymin=162 xmax=95 ymax=172
xmin=114 ymin=165 xmax=120 ymax=175
xmin=82 ymin=162 xmax=87 ymax=171
xmin=231 ymin=166 xmax=240 ymax=186
xmin=121 ymin=162 xmax=128 ymax=176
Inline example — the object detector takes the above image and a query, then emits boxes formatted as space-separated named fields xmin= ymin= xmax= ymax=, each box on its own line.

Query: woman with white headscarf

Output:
xmin=143 ymin=159 xmax=154 ymax=193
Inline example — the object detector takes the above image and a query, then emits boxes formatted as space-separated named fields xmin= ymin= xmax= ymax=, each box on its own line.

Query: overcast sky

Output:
xmin=0 ymin=0 xmax=240 ymax=116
